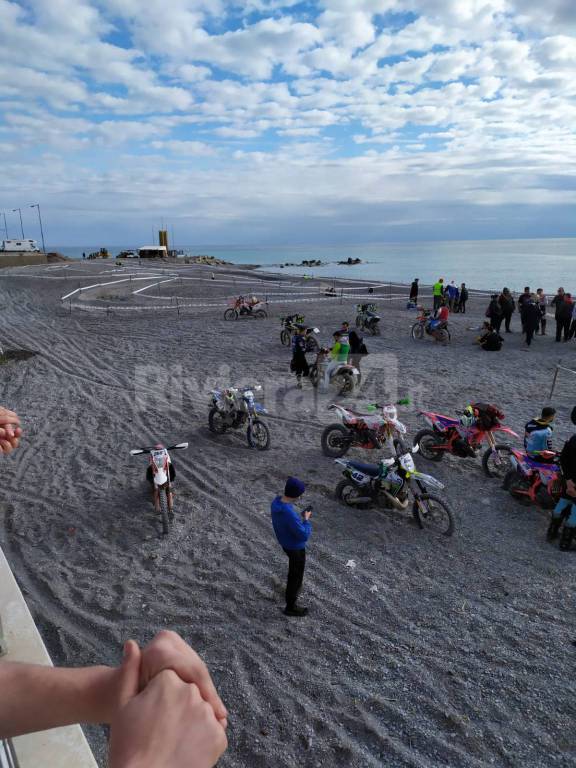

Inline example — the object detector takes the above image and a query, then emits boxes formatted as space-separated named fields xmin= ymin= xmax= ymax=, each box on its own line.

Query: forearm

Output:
xmin=0 ymin=662 xmax=120 ymax=738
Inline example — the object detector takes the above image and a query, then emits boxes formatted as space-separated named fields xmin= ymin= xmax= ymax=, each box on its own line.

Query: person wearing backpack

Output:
xmin=498 ymin=288 xmax=515 ymax=333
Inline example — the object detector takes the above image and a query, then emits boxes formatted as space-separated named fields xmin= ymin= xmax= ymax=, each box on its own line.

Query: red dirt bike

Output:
xmin=411 ymin=309 xmax=450 ymax=344
xmin=414 ymin=407 xmax=518 ymax=477
xmin=224 ymin=296 xmax=267 ymax=320
xmin=321 ymin=399 xmax=409 ymax=457
xmin=502 ymin=449 xmax=562 ymax=509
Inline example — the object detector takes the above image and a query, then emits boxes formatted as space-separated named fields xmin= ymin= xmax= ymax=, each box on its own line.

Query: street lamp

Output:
xmin=12 ymin=208 xmax=25 ymax=239
xmin=30 ymin=204 xmax=46 ymax=253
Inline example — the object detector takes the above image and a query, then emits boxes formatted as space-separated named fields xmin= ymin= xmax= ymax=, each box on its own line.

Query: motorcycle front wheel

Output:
xmin=333 ymin=372 xmax=354 ymax=396
xmin=411 ymin=322 xmax=424 ymax=340
xmin=335 ymin=479 xmax=372 ymax=509
xmin=280 ymin=329 xmax=291 ymax=346
xmin=208 ymin=407 xmax=228 ymax=434
xmin=247 ymin=419 xmax=270 ymax=450
xmin=413 ymin=493 xmax=455 ymax=536
xmin=321 ymin=424 xmax=351 ymax=457
xmin=482 ymin=445 xmax=513 ymax=478
xmin=370 ymin=322 xmax=381 ymax=336
xmin=255 ymin=309 xmax=267 ymax=319
xmin=306 ymin=336 xmax=320 ymax=353
xmin=224 ymin=308 xmax=238 ymax=321
xmin=414 ymin=429 xmax=443 ymax=461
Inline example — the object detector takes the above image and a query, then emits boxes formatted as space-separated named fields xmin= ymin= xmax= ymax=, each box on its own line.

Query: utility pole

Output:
xmin=1 ymin=212 xmax=7 ymax=239
xmin=30 ymin=204 xmax=46 ymax=252
xmin=12 ymin=208 xmax=24 ymax=238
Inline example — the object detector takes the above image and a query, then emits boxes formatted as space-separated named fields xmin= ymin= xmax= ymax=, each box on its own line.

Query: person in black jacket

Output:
xmin=486 ymin=294 xmax=503 ymax=332
xmin=521 ymin=295 xmax=541 ymax=348
xmin=551 ymin=287 xmax=566 ymax=341
xmin=547 ymin=406 xmax=576 ymax=549
xmin=409 ymin=279 xmax=419 ymax=302
xmin=498 ymin=288 xmax=515 ymax=333
xmin=290 ymin=325 xmax=309 ymax=389
xmin=348 ymin=329 xmax=367 ymax=371
xmin=457 ymin=283 xmax=469 ymax=313
xmin=556 ymin=293 xmax=573 ymax=342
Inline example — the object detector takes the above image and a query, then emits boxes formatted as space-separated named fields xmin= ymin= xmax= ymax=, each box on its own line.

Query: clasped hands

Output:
xmin=0 ymin=407 xmax=21 ymax=455
xmin=110 ymin=631 xmax=228 ymax=768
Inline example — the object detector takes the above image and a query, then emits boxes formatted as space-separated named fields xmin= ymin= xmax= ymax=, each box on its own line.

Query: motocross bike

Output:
xmin=414 ymin=410 xmax=518 ymax=478
xmin=502 ymin=450 xmax=562 ymax=509
xmin=130 ymin=442 xmax=189 ymax=535
xmin=208 ymin=385 xmax=270 ymax=450
xmin=308 ymin=348 xmax=360 ymax=396
xmin=411 ymin=309 xmax=450 ymax=344
xmin=334 ymin=445 xmax=455 ymax=536
xmin=321 ymin=399 xmax=410 ymax=458
xmin=280 ymin=317 xmax=320 ymax=352
xmin=355 ymin=303 xmax=381 ymax=335
xmin=280 ymin=314 xmax=304 ymax=345
xmin=224 ymin=297 xmax=267 ymax=321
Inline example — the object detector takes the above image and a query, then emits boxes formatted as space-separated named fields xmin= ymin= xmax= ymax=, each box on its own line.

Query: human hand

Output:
xmin=139 ymin=631 xmax=227 ymax=727
xmin=0 ymin=407 xmax=21 ymax=454
xmin=109 ymin=641 xmax=228 ymax=768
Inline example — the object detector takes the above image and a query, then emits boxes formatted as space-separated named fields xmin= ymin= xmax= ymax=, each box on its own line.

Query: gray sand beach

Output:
xmin=1 ymin=261 xmax=576 ymax=767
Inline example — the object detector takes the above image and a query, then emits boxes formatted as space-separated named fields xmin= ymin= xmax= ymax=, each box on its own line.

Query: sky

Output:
xmin=0 ymin=0 xmax=575 ymax=246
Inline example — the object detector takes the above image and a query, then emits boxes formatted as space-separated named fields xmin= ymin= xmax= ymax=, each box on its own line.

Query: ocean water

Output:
xmin=54 ymin=239 xmax=575 ymax=293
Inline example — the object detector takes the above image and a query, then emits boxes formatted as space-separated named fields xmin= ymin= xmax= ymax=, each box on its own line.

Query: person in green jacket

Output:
xmin=322 ymin=331 xmax=350 ymax=391
xmin=433 ymin=278 xmax=444 ymax=311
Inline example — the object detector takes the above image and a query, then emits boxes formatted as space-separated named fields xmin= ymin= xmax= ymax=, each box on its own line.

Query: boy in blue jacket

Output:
xmin=271 ymin=477 xmax=312 ymax=617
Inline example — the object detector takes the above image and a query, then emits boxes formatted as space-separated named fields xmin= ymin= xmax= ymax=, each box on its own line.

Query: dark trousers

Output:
xmin=503 ymin=311 xmax=512 ymax=332
xmin=458 ymin=300 xmax=466 ymax=314
xmin=556 ymin=319 xmax=570 ymax=341
xmin=283 ymin=548 xmax=305 ymax=609
xmin=433 ymin=295 xmax=442 ymax=311
xmin=570 ymin=320 xmax=576 ymax=340
xmin=526 ymin=326 xmax=535 ymax=346
xmin=540 ymin=316 xmax=547 ymax=334
xmin=492 ymin=315 xmax=503 ymax=333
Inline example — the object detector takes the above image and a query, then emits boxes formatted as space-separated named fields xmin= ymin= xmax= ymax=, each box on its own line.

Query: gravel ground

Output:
xmin=1 ymin=260 xmax=576 ymax=767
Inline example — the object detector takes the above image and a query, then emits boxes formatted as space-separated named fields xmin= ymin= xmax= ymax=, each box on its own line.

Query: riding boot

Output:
xmin=559 ymin=525 xmax=576 ymax=551
xmin=546 ymin=516 xmax=563 ymax=541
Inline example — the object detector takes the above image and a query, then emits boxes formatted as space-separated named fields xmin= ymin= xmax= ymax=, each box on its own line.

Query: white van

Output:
xmin=1 ymin=239 xmax=40 ymax=252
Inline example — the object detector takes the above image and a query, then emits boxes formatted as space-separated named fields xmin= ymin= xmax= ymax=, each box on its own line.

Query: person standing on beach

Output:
xmin=517 ymin=287 xmax=531 ymax=333
xmin=547 ymin=406 xmax=576 ymax=549
xmin=557 ymin=293 xmax=574 ymax=342
xmin=486 ymin=294 xmax=503 ymax=333
xmin=536 ymin=288 xmax=547 ymax=335
xmin=409 ymin=279 xmax=419 ymax=302
xmin=457 ymin=283 xmax=469 ymax=313
xmin=432 ymin=278 xmax=444 ymax=311
xmin=291 ymin=325 xmax=309 ymax=389
xmin=522 ymin=295 xmax=540 ymax=349
xmin=271 ymin=477 xmax=312 ymax=617
xmin=446 ymin=281 xmax=458 ymax=312
xmin=551 ymin=288 xmax=566 ymax=341
xmin=498 ymin=288 xmax=515 ymax=333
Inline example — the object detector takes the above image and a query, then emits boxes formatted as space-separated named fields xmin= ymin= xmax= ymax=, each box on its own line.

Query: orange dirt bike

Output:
xmin=130 ymin=442 xmax=188 ymax=534
xmin=224 ymin=296 xmax=267 ymax=320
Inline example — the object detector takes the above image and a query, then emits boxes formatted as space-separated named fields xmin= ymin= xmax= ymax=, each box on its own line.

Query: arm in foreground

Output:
xmin=0 ymin=662 xmax=120 ymax=738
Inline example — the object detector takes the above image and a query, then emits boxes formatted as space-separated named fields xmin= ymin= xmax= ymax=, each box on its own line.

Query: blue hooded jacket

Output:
xmin=271 ymin=496 xmax=311 ymax=550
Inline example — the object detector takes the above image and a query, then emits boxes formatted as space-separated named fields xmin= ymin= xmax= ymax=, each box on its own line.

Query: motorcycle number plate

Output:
xmin=399 ymin=453 xmax=415 ymax=472
xmin=350 ymin=471 xmax=370 ymax=485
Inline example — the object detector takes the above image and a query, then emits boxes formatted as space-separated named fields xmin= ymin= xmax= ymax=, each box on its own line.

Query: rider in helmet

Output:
xmin=146 ymin=444 xmax=176 ymax=513
xmin=547 ymin=406 xmax=576 ymax=549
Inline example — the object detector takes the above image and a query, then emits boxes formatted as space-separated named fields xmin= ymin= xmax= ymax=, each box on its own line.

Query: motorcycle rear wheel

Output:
xmin=370 ymin=323 xmax=381 ymax=336
xmin=436 ymin=328 xmax=450 ymax=345
xmin=503 ymin=470 xmax=532 ymax=505
xmin=413 ymin=493 xmax=455 ymax=537
xmin=411 ymin=322 xmax=424 ymax=340
xmin=208 ymin=407 xmax=228 ymax=434
xmin=482 ymin=445 xmax=513 ymax=478
xmin=247 ymin=419 xmax=270 ymax=450
xmin=280 ymin=329 xmax=291 ymax=346
xmin=335 ymin=479 xmax=372 ymax=509
xmin=255 ymin=309 xmax=267 ymax=319
xmin=414 ymin=429 xmax=443 ymax=461
xmin=224 ymin=308 xmax=238 ymax=321
xmin=321 ymin=424 xmax=351 ymax=457
xmin=306 ymin=336 xmax=320 ymax=353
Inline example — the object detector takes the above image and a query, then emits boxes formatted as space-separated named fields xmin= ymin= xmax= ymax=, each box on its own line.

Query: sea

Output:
xmin=54 ymin=238 xmax=575 ymax=294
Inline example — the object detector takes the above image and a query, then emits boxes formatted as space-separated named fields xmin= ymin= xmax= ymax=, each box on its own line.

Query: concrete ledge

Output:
xmin=0 ymin=547 xmax=98 ymax=767
xmin=0 ymin=253 xmax=48 ymax=269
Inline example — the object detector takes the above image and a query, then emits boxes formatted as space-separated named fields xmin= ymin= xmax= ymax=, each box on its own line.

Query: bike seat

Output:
xmin=347 ymin=460 xmax=381 ymax=477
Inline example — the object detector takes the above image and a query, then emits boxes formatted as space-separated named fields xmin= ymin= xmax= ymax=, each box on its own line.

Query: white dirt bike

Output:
xmin=130 ymin=442 xmax=188 ymax=535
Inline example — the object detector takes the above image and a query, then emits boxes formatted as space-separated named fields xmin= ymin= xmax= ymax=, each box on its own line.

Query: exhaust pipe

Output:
xmin=382 ymin=490 xmax=409 ymax=510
